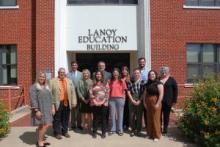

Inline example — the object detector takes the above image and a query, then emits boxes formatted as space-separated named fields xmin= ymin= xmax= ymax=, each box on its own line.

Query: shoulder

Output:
xmin=66 ymin=78 xmax=73 ymax=84
xmin=50 ymin=78 xmax=58 ymax=83
xmin=30 ymin=84 xmax=37 ymax=91
xmin=78 ymin=71 xmax=82 ymax=75
xmin=141 ymin=80 xmax=147 ymax=85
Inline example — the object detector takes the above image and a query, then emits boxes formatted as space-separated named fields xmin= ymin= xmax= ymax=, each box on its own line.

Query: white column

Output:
xmin=137 ymin=0 xmax=151 ymax=69
xmin=55 ymin=0 xmax=68 ymax=76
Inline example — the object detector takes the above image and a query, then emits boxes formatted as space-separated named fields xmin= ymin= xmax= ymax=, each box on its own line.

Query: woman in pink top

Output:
xmin=89 ymin=71 xmax=109 ymax=139
xmin=109 ymin=68 xmax=127 ymax=136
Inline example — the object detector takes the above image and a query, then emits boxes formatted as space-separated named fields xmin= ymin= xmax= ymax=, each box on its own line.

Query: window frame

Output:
xmin=0 ymin=45 xmax=17 ymax=85
xmin=67 ymin=0 xmax=138 ymax=5
xmin=186 ymin=43 xmax=220 ymax=83
xmin=183 ymin=0 xmax=220 ymax=9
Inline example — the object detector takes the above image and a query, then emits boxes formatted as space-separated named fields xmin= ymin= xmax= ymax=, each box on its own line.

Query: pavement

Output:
xmin=1 ymin=109 xmax=197 ymax=147
xmin=0 ymin=126 xmax=197 ymax=147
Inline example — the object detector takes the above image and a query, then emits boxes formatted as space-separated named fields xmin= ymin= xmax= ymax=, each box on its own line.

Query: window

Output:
xmin=67 ymin=0 xmax=138 ymax=5
xmin=186 ymin=43 xmax=220 ymax=83
xmin=185 ymin=0 xmax=220 ymax=6
xmin=0 ymin=45 xmax=17 ymax=85
xmin=0 ymin=0 xmax=16 ymax=6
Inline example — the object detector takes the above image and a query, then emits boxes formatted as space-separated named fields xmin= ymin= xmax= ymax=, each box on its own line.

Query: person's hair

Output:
xmin=82 ymin=69 xmax=91 ymax=78
xmin=147 ymin=70 xmax=159 ymax=81
xmin=133 ymin=68 xmax=141 ymax=72
xmin=138 ymin=57 xmax=146 ymax=62
xmin=97 ymin=61 xmax=105 ymax=66
xmin=121 ymin=65 xmax=130 ymax=81
xmin=93 ymin=70 xmax=105 ymax=86
xmin=71 ymin=61 xmax=78 ymax=66
xmin=160 ymin=66 xmax=170 ymax=75
xmin=58 ymin=67 xmax=65 ymax=73
xmin=110 ymin=68 xmax=123 ymax=84
xmin=35 ymin=71 xmax=47 ymax=85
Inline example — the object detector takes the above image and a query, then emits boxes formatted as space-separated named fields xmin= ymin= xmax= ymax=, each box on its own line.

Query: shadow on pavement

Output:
xmin=19 ymin=131 xmax=36 ymax=145
xmin=165 ymin=126 xmax=197 ymax=147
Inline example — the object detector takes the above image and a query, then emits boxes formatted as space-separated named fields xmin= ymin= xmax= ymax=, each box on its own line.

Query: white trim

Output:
xmin=137 ymin=0 xmax=151 ymax=70
xmin=145 ymin=0 xmax=151 ymax=70
xmin=183 ymin=5 xmax=220 ymax=10
xmin=0 ymin=85 xmax=20 ymax=89
xmin=184 ymin=83 xmax=194 ymax=88
xmin=0 ymin=5 xmax=19 ymax=9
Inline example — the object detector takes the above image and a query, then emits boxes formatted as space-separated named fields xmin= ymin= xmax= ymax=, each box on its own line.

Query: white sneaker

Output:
xmin=153 ymin=138 xmax=159 ymax=142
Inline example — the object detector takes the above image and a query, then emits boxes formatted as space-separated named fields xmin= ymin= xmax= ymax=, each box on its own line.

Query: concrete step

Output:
xmin=9 ymin=105 xmax=31 ymax=123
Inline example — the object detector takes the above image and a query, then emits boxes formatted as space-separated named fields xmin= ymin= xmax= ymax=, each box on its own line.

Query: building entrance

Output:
xmin=76 ymin=53 xmax=130 ymax=74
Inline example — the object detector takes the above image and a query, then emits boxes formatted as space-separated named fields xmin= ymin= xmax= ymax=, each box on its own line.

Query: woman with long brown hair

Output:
xmin=143 ymin=70 xmax=164 ymax=141
xmin=121 ymin=66 xmax=130 ymax=130
xmin=109 ymin=68 xmax=127 ymax=136
xmin=89 ymin=70 xmax=110 ymax=138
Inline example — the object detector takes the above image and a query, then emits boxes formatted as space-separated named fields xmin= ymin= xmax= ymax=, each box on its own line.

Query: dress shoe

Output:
xmin=63 ymin=133 xmax=70 ymax=138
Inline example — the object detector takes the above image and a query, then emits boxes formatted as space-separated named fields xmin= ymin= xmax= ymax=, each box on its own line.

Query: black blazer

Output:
xmin=162 ymin=77 xmax=178 ymax=106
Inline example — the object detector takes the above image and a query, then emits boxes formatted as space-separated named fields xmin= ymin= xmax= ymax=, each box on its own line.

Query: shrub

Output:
xmin=0 ymin=102 xmax=10 ymax=137
xmin=179 ymin=78 xmax=220 ymax=147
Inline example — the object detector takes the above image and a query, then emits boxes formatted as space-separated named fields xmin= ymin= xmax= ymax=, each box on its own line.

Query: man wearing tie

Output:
xmin=67 ymin=61 xmax=83 ymax=130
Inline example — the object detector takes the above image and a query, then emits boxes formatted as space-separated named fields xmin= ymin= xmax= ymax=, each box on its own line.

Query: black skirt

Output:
xmin=79 ymin=100 xmax=92 ymax=113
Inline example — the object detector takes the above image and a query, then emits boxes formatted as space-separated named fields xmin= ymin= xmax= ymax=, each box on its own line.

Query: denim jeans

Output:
xmin=109 ymin=98 xmax=125 ymax=133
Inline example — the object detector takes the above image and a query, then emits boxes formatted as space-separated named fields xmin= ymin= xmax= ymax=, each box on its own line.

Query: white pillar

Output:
xmin=137 ymin=0 xmax=151 ymax=69
xmin=55 ymin=0 xmax=68 ymax=76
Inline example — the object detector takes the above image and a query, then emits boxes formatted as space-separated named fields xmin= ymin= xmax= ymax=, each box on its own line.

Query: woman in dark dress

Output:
xmin=30 ymin=72 xmax=55 ymax=147
xmin=143 ymin=70 xmax=164 ymax=141
xmin=77 ymin=69 xmax=93 ymax=132
xmin=121 ymin=66 xmax=130 ymax=131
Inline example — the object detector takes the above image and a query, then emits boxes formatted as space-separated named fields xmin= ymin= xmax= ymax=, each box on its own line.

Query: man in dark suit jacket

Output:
xmin=160 ymin=66 xmax=178 ymax=134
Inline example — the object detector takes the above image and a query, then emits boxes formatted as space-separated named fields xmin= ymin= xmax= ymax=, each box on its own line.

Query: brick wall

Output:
xmin=35 ymin=0 xmax=55 ymax=76
xmin=0 ymin=0 xmax=33 ymax=109
xmin=0 ymin=0 xmax=55 ymax=110
xmin=150 ymin=0 xmax=220 ymax=108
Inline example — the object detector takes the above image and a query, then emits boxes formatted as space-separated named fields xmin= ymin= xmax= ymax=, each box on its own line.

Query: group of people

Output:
xmin=30 ymin=57 xmax=178 ymax=147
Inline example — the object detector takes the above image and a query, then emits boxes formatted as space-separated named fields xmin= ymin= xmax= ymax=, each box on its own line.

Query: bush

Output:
xmin=179 ymin=78 xmax=220 ymax=147
xmin=0 ymin=102 xmax=10 ymax=137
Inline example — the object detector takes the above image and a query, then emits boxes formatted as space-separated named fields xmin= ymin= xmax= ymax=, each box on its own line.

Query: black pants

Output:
xmin=161 ymin=103 xmax=171 ymax=132
xmin=123 ymin=98 xmax=129 ymax=129
xmin=129 ymin=103 xmax=144 ymax=133
xmin=92 ymin=105 xmax=108 ymax=134
xmin=144 ymin=109 xmax=147 ymax=128
xmin=53 ymin=102 xmax=70 ymax=135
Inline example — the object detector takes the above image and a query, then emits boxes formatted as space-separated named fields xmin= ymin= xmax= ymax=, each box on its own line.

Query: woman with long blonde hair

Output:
xmin=30 ymin=71 xmax=55 ymax=147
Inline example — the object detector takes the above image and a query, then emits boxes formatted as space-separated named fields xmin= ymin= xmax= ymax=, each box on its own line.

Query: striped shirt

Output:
xmin=127 ymin=79 xmax=146 ymax=100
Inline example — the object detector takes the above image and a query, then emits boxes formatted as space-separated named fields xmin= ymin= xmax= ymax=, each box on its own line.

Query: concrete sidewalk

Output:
xmin=0 ymin=126 xmax=196 ymax=147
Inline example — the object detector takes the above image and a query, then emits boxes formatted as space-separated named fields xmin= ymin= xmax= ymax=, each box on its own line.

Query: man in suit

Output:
xmin=93 ymin=61 xmax=112 ymax=81
xmin=67 ymin=61 xmax=83 ymax=130
xmin=49 ymin=68 xmax=77 ymax=139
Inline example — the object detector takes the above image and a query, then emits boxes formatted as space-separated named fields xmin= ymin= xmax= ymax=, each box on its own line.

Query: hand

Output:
xmin=136 ymin=100 xmax=141 ymax=105
xmin=35 ymin=111 xmax=42 ymax=120
xmin=52 ymin=108 xmax=56 ymax=116
xmin=72 ymin=104 xmax=77 ymax=108
xmin=84 ymin=99 xmax=89 ymax=104
xmin=154 ymin=103 xmax=160 ymax=109
xmin=131 ymin=100 xmax=137 ymax=105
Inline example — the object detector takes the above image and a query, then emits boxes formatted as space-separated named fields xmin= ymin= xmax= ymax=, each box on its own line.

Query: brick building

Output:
xmin=0 ymin=0 xmax=219 ymax=111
